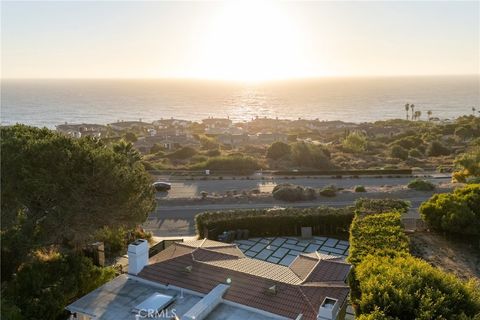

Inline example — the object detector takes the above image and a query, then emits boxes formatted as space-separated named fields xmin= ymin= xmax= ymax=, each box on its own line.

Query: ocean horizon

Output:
xmin=1 ymin=75 xmax=478 ymax=129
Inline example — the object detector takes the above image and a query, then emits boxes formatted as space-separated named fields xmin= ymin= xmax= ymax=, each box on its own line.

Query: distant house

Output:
xmin=56 ymin=123 xmax=107 ymax=138
xmin=202 ymin=117 xmax=232 ymax=129
xmin=250 ymin=132 xmax=288 ymax=145
xmin=66 ymin=239 xmax=351 ymax=320
xmin=217 ymin=133 xmax=249 ymax=147
xmin=153 ymin=118 xmax=191 ymax=128
xmin=108 ymin=121 xmax=153 ymax=131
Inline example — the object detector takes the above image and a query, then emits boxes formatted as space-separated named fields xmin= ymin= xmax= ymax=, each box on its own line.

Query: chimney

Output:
xmin=317 ymin=297 xmax=339 ymax=320
xmin=128 ymin=239 xmax=149 ymax=275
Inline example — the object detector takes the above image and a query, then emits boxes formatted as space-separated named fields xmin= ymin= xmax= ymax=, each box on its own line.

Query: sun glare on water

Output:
xmin=195 ymin=1 xmax=313 ymax=82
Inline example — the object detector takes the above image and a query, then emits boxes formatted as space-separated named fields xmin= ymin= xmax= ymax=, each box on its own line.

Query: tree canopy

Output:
xmin=1 ymin=125 xmax=155 ymax=277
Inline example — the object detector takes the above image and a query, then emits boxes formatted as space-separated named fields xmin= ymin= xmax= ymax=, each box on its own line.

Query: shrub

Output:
xmin=342 ymin=131 xmax=368 ymax=153
xmin=191 ymin=156 xmax=260 ymax=173
xmin=124 ymin=131 xmax=137 ymax=142
xmin=205 ymin=149 xmax=221 ymax=157
xmin=354 ymin=185 xmax=366 ymax=192
xmin=408 ymin=148 xmax=422 ymax=158
xmin=272 ymin=184 xmax=316 ymax=202
xmin=290 ymin=142 xmax=332 ymax=169
xmin=195 ymin=206 xmax=354 ymax=240
xmin=356 ymin=255 xmax=480 ymax=319
xmin=426 ymin=140 xmax=451 ymax=156
xmin=354 ymin=198 xmax=410 ymax=216
xmin=348 ymin=212 xmax=409 ymax=266
xmin=266 ymin=141 xmax=291 ymax=160
xmin=455 ymin=149 xmax=480 ymax=177
xmin=419 ymin=184 xmax=480 ymax=235
xmin=95 ymin=226 xmax=152 ymax=259
xmin=407 ymin=178 xmax=435 ymax=191
xmin=390 ymin=136 xmax=423 ymax=150
xmin=390 ymin=145 xmax=408 ymax=160
xmin=319 ymin=185 xmax=337 ymax=197
xmin=166 ymin=146 xmax=197 ymax=160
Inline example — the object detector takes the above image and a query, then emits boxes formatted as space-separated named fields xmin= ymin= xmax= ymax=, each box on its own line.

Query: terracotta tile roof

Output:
xmin=139 ymin=240 xmax=351 ymax=320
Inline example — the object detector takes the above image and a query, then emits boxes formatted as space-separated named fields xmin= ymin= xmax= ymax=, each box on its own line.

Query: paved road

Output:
xmin=143 ymin=195 xmax=431 ymax=237
xmin=153 ymin=175 xmax=450 ymax=199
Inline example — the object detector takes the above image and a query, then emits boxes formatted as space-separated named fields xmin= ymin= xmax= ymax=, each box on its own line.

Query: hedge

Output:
xmin=273 ymin=169 xmax=412 ymax=176
xmin=354 ymin=198 xmax=410 ymax=217
xmin=195 ymin=206 xmax=354 ymax=240
xmin=348 ymin=212 xmax=410 ymax=266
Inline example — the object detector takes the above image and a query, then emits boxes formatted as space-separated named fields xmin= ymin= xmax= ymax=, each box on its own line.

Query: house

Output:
xmin=250 ymin=132 xmax=288 ymax=145
xmin=108 ymin=121 xmax=153 ymax=131
xmin=217 ymin=133 xmax=249 ymax=147
xmin=66 ymin=239 xmax=351 ymax=320
xmin=56 ymin=123 xmax=107 ymax=138
xmin=202 ymin=117 xmax=232 ymax=130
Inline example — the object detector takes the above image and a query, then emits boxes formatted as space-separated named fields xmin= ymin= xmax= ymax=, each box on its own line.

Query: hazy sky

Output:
xmin=2 ymin=1 xmax=479 ymax=81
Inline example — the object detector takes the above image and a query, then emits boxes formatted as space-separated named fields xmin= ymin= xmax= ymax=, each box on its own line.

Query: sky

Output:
xmin=1 ymin=1 xmax=479 ymax=81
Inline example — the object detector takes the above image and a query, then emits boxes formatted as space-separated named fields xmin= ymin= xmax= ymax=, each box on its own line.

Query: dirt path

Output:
xmin=409 ymin=231 xmax=480 ymax=280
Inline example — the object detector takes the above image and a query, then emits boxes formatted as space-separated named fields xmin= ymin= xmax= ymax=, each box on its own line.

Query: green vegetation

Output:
xmin=266 ymin=141 xmax=291 ymax=160
xmin=319 ymin=185 xmax=337 ymax=197
xmin=354 ymin=185 xmax=366 ymax=192
xmin=349 ymin=197 xmax=480 ymax=319
xmin=420 ymin=184 xmax=480 ymax=236
xmin=390 ymin=144 xmax=408 ymax=160
xmin=342 ymin=131 xmax=367 ymax=153
xmin=95 ymin=226 xmax=152 ymax=259
xmin=191 ymin=155 xmax=260 ymax=173
xmin=290 ymin=142 xmax=332 ymax=169
xmin=426 ymin=140 xmax=451 ymax=157
xmin=1 ymin=125 xmax=156 ymax=318
xmin=272 ymin=184 xmax=316 ymax=202
xmin=348 ymin=212 xmax=409 ymax=265
xmin=124 ymin=131 xmax=138 ymax=142
xmin=166 ymin=146 xmax=197 ymax=159
xmin=407 ymin=178 xmax=436 ymax=191
xmin=195 ymin=206 xmax=354 ymax=240
xmin=453 ymin=148 xmax=480 ymax=182
xmin=355 ymin=255 xmax=480 ymax=319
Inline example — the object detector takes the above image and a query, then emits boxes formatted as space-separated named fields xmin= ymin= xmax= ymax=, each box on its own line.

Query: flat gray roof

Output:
xmin=66 ymin=274 xmax=281 ymax=320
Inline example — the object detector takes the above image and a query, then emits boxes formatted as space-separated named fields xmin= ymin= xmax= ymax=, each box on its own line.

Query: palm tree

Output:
xmin=473 ymin=107 xmax=477 ymax=116
xmin=427 ymin=110 xmax=432 ymax=121
xmin=405 ymin=103 xmax=410 ymax=120
xmin=410 ymin=104 xmax=415 ymax=120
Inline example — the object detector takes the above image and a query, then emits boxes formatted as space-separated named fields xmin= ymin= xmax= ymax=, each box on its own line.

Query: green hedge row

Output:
xmin=348 ymin=198 xmax=480 ymax=319
xmin=195 ymin=206 xmax=354 ymax=240
xmin=348 ymin=212 xmax=410 ymax=266
xmin=273 ymin=169 xmax=412 ymax=176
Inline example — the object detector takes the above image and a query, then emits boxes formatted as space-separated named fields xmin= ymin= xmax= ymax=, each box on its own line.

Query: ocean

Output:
xmin=1 ymin=76 xmax=478 ymax=128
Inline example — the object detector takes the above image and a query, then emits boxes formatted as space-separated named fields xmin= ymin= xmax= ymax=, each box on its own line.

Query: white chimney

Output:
xmin=317 ymin=297 xmax=339 ymax=320
xmin=128 ymin=239 xmax=149 ymax=275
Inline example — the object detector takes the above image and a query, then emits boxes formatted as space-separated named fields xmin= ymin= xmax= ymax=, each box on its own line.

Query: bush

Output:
xmin=407 ymin=178 xmax=435 ymax=191
xmin=195 ymin=206 xmax=354 ymax=240
xmin=356 ymin=255 xmax=480 ymax=319
xmin=408 ymin=148 xmax=422 ymax=158
xmin=319 ymin=185 xmax=337 ymax=197
xmin=426 ymin=140 xmax=451 ymax=156
xmin=272 ymin=184 xmax=316 ymax=202
xmin=1 ymin=253 xmax=115 ymax=320
xmin=420 ymin=184 xmax=480 ymax=235
xmin=455 ymin=149 xmax=480 ymax=177
xmin=290 ymin=142 xmax=332 ymax=169
xmin=266 ymin=141 xmax=291 ymax=160
xmin=390 ymin=145 xmax=408 ymax=160
xmin=354 ymin=198 xmax=410 ymax=216
xmin=348 ymin=212 xmax=410 ymax=266
xmin=124 ymin=131 xmax=137 ymax=142
xmin=342 ymin=131 xmax=367 ymax=153
xmin=205 ymin=149 xmax=221 ymax=157
xmin=95 ymin=226 xmax=152 ymax=259
xmin=166 ymin=146 xmax=197 ymax=160
xmin=354 ymin=185 xmax=366 ymax=192
xmin=191 ymin=156 xmax=260 ymax=173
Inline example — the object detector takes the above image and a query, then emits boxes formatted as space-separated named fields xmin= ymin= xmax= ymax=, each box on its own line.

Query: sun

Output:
xmin=194 ymin=1 xmax=310 ymax=82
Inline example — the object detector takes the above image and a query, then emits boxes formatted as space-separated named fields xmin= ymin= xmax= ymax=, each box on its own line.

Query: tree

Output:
xmin=1 ymin=125 xmax=156 ymax=277
xmin=454 ymin=149 xmax=480 ymax=177
xmin=266 ymin=141 xmax=291 ymax=160
xmin=410 ymin=104 xmax=415 ymax=120
xmin=342 ymin=131 xmax=367 ymax=153
xmin=404 ymin=103 xmax=410 ymax=120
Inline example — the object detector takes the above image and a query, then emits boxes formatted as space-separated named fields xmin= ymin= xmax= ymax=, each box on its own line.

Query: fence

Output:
xmin=149 ymin=238 xmax=184 ymax=258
